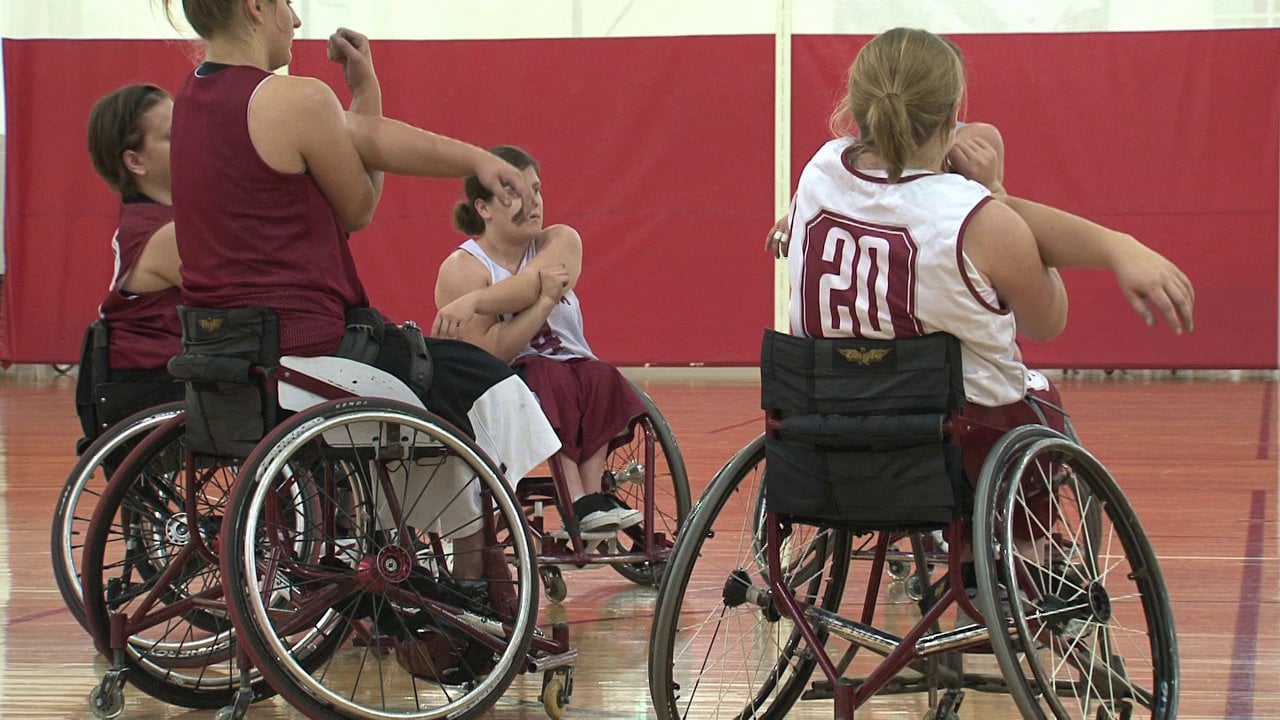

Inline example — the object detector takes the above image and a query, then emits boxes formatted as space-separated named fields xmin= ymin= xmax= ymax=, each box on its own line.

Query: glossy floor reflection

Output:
xmin=0 ymin=366 xmax=1274 ymax=718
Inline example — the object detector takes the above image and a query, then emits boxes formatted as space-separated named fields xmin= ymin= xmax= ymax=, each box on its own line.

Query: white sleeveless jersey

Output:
xmin=787 ymin=137 xmax=1027 ymax=406
xmin=459 ymin=239 xmax=596 ymax=362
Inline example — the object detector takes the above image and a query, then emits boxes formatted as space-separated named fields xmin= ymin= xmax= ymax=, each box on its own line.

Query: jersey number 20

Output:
xmin=799 ymin=211 xmax=921 ymax=338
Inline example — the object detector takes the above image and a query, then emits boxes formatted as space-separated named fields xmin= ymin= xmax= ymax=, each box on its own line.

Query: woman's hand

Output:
xmin=431 ymin=293 xmax=478 ymax=339
xmin=474 ymin=154 xmax=535 ymax=224
xmin=1110 ymin=239 xmax=1195 ymax=334
xmin=947 ymin=137 xmax=1005 ymax=197
xmin=766 ymin=214 xmax=790 ymax=259
xmin=538 ymin=264 xmax=570 ymax=304
xmin=328 ymin=27 xmax=378 ymax=103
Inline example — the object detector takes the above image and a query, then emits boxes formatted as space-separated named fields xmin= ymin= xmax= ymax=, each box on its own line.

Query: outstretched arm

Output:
xmin=1001 ymin=197 xmax=1194 ymax=334
xmin=946 ymin=121 xmax=1193 ymax=334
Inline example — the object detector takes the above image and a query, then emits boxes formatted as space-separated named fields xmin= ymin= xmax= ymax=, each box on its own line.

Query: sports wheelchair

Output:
xmin=518 ymin=379 xmax=690 ymax=603
xmin=77 ymin=306 xmax=687 ymax=719
xmin=647 ymin=330 xmax=1178 ymax=719
xmin=54 ymin=319 xmax=184 ymax=629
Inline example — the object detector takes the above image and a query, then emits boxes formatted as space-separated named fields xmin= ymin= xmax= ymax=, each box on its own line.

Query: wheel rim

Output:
xmin=650 ymin=437 xmax=849 ymax=720
xmin=57 ymin=406 xmax=183 ymax=616
xmin=988 ymin=437 xmax=1178 ymax=719
xmin=609 ymin=387 xmax=691 ymax=586
xmin=235 ymin=408 xmax=537 ymax=719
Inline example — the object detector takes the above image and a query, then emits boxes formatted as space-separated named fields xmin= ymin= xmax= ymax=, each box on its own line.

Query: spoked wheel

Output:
xmin=607 ymin=382 xmax=691 ymax=586
xmin=53 ymin=402 xmax=184 ymax=629
xmin=973 ymin=426 xmax=1179 ymax=719
xmin=648 ymin=434 xmax=851 ymax=720
xmin=221 ymin=399 xmax=539 ymax=720
xmin=79 ymin=416 xmax=273 ymax=708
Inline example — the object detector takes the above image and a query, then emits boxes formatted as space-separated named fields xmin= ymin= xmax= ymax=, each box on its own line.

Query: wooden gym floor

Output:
xmin=0 ymin=366 xmax=1273 ymax=719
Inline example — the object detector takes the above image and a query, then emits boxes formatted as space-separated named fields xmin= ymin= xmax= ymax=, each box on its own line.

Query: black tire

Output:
xmin=973 ymin=426 xmax=1179 ymax=719
xmin=221 ymin=399 xmax=540 ymax=720
xmin=609 ymin=382 xmax=691 ymax=586
xmin=52 ymin=402 xmax=184 ymax=629
xmin=79 ymin=416 xmax=274 ymax=709
xmin=648 ymin=435 xmax=851 ymax=719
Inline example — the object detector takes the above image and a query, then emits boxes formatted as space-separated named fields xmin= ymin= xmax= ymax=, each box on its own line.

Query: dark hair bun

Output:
xmin=453 ymin=201 xmax=485 ymax=236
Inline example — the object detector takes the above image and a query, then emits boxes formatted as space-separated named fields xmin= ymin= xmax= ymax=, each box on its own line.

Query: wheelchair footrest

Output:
xmin=547 ymin=529 xmax=618 ymax=542
xmin=527 ymin=648 xmax=580 ymax=674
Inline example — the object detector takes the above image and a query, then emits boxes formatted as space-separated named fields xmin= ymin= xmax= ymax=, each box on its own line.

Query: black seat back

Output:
xmin=168 ymin=306 xmax=280 ymax=458
xmin=74 ymin=319 xmax=183 ymax=454
xmin=760 ymin=329 xmax=967 ymax=531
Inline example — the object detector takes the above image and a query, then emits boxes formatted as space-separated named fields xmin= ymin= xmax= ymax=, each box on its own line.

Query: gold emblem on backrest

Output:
xmin=838 ymin=347 xmax=892 ymax=365
xmin=199 ymin=317 xmax=224 ymax=333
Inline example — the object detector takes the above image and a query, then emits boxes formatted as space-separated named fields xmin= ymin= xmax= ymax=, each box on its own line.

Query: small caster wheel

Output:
xmin=51 ymin=363 xmax=74 ymax=375
xmin=547 ymin=575 xmax=567 ymax=603
xmin=924 ymin=689 xmax=964 ymax=719
xmin=541 ymin=566 xmax=567 ymax=603
xmin=88 ymin=685 xmax=124 ymax=720
xmin=215 ymin=686 xmax=254 ymax=720
xmin=542 ymin=676 xmax=567 ymax=719
xmin=89 ymin=669 xmax=127 ymax=720
xmin=887 ymin=559 xmax=912 ymax=580
xmin=905 ymin=574 xmax=926 ymax=601
xmin=541 ymin=667 xmax=574 ymax=720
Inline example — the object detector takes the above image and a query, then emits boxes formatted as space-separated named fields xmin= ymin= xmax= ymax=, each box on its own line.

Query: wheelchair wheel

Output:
xmin=52 ymin=401 xmax=184 ymax=629
xmin=221 ymin=399 xmax=539 ymax=720
xmin=649 ymin=435 xmax=851 ymax=720
xmin=79 ymin=415 xmax=276 ymax=708
xmin=973 ymin=426 xmax=1179 ymax=719
xmin=607 ymin=382 xmax=691 ymax=586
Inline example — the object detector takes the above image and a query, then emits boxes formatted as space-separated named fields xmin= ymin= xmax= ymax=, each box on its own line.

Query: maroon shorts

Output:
xmin=514 ymin=356 xmax=648 ymax=462
xmin=956 ymin=378 xmax=1069 ymax=540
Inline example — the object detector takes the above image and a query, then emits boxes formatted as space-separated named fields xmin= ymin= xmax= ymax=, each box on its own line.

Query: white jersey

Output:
xmin=787 ymin=137 xmax=1027 ymax=406
xmin=459 ymin=239 xmax=595 ymax=362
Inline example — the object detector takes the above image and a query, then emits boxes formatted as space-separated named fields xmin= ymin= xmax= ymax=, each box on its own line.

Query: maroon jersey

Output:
xmin=171 ymin=63 xmax=368 ymax=356
xmin=98 ymin=197 xmax=182 ymax=370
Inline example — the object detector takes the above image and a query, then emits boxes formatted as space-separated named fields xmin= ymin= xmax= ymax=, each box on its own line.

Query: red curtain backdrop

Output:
xmin=793 ymin=30 xmax=1280 ymax=368
xmin=4 ymin=30 xmax=1278 ymax=367
xmin=291 ymin=35 xmax=776 ymax=366
xmin=2 ymin=39 xmax=201 ymax=364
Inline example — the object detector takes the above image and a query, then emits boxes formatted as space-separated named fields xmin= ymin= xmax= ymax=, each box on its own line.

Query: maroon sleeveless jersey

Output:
xmin=171 ymin=64 xmax=368 ymax=356
xmin=98 ymin=197 xmax=183 ymax=370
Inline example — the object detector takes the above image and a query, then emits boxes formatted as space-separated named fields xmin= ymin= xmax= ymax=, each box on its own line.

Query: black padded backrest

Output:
xmin=759 ymin=329 xmax=967 ymax=531
xmin=761 ymin=330 xmax=964 ymax=418
xmin=168 ymin=306 xmax=280 ymax=458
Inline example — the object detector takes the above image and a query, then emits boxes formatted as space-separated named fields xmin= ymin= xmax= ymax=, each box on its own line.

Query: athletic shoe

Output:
xmin=572 ymin=493 xmax=621 ymax=533
xmin=601 ymin=494 xmax=643 ymax=529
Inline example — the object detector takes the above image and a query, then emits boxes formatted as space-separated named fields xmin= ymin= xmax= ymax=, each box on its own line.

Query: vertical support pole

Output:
xmin=834 ymin=678 xmax=856 ymax=719
xmin=773 ymin=0 xmax=793 ymax=331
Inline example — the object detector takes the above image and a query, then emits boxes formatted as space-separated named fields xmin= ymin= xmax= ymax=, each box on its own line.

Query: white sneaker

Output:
xmin=573 ymin=494 xmax=622 ymax=533
xmin=601 ymin=495 xmax=643 ymax=529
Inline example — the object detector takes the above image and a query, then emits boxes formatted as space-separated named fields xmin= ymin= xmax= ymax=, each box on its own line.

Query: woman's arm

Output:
xmin=328 ymin=28 xmax=385 ymax=214
xmin=963 ymin=200 xmax=1069 ymax=342
xmin=434 ymin=224 xmax=583 ymax=331
xmin=344 ymin=114 xmax=535 ymax=217
xmin=250 ymin=75 xmax=380 ymax=232
xmin=434 ymin=252 xmax=567 ymax=361
xmin=121 ymin=221 xmax=182 ymax=293
xmin=1001 ymin=197 xmax=1194 ymax=333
